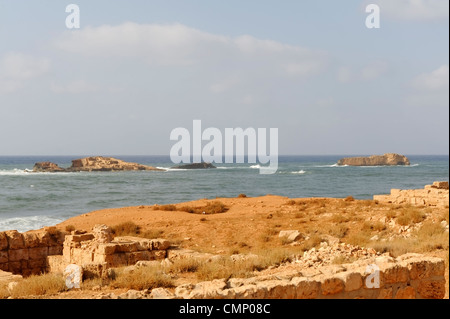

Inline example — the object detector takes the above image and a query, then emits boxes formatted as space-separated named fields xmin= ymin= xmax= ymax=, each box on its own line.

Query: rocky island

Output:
xmin=337 ymin=153 xmax=410 ymax=166
xmin=172 ymin=162 xmax=217 ymax=169
xmin=32 ymin=156 xmax=163 ymax=172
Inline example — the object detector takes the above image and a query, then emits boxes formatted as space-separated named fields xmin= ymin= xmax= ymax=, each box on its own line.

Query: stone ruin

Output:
xmin=0 ymin=224 xmax=170 ymax=282
xmin=0 ymin=222 xmax=448 ymax=299
xmin=374 ymin=181 xmax=449 ymax=207
xmin=47 ymin=224 xmax=170 ymax=279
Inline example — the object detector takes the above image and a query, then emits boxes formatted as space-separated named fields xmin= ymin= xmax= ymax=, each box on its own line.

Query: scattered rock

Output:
xmin=279 ymin=230 xmax=303 ymax=244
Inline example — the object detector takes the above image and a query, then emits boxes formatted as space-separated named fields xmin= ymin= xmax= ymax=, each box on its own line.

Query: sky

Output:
xmin=0 ymin=0 xmax=448 ymax=156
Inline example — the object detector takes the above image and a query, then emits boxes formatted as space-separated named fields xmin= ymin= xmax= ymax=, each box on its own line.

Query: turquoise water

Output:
xmin=0 ymin=155 xmax=448 ymax=232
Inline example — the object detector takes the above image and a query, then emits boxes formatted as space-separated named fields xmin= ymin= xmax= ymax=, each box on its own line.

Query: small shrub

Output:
xmin=397 ymin=208 xmax=426 ymax=226
xmin=363 ymin=221 xmax=386 ymax=232
xmin=65 ymin=225 xmax=76 ymax=232
xmin=238 ymin=194 xmax=247 ymax=198
xmin=169 ymin=258 xmax=201 ymax=273
xmin=330 ymin=213 xmax=349 ymax=224
xmin=112 ymin=221 xmax=141 ymax=237
xmin=141 ymin=229 xmax=164 ymax=239
xmin=9 ymin=273 xmax=66 ymax=298
xmin=158 ymin=204 xmax=177 ymax=211
xmin=179 ymin=201 xmax=228 ymax=215
xmin=344 ymin=196 xmax=355 ymax=202
xmin=286 ymin=199 xmax=296 ymax=205
xmin=111 ymin=266 xmax=173 ymax=290
xmin=328 ymin=224 xmax=349 ymax=238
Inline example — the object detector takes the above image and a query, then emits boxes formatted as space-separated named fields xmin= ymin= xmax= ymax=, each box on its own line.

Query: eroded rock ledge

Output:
xmin=32 ymin=156 xmax=162 ymax=172
xmin=337 ymin=153 xmax=410 ymax=166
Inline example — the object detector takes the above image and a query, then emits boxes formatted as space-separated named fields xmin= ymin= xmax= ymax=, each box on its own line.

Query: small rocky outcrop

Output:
xmin=32 ymin=157 xmax=163 ymax=173
xmin=172 ymin=162 xmax=217 ymax=169
xmin=337 ymin=153 xmax=410 ymax=166
xmin=68 ymin=157 xmax=162 ymax=172
xmin=32 ymin=162 xmax=66 ymax=172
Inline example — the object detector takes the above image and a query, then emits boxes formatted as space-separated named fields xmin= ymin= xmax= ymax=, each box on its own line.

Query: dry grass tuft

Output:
xmin=111 ymin=221 xmax=141 ymax=237
xmin=111 ymin=265 xmax=174 ymax=290
xmin=8 ymin=273 xmax=66 ymax=298
xmin=396 ymin=207 xmax=426 ymax=226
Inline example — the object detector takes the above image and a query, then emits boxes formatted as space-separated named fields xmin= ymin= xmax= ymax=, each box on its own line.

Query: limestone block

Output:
xmin=0 ymin=251 xmax=8 ymax=263
xmin=127 ymin=251 xmax=153 ymax=264
xmin=403 ymin=258 xmax=445 ymax=280
xmin=149 ymin=250 xmax=167 ymax=260
xmin=22 ymin=233 xmax=39 ymax=248
xmin=48 ymin=245 xmax=63 ymax=256
xmin=47 ymin=255 xmax=65 ymax=273
xmin=335 ymin=271 xmax=363 ymax=292
xmin=394 ymin=286 xmax=416 ymax=299
xmin=82 ymin=262 xmax=107 ymax=279
xmin=188 ymin=279 xmax=228 ymax=299
xmin=379 ymin=263 xmax=409 ymax=284
xmin=150 ymin=287 xmax=176 ymax=299
xmin=151 ymin=239 xmax=171 ymax=251
xmin=258 ymin=280 xmax=296 ymax=299
xmin=96 ymin=243 xmax=117 ymax=255
xmin=5 ymin=231 xmax=25 ymax=249
xmin=28 ymin=258 xmax=46 ymax=269
xmin=0 ymin=232 xmax=8 ymax=250
xmin=93 ymin=225 xmax=113 ymax=243
xmin=417 ymin=279 xmax=446 ymax=299
xmin=114 ymin=242 xmax=138 ymax=253
xmin=8 ymin=261 xmax=25 ymax=273
xmin=320 ymin=275 xmax=345 ymax=296
xmin=291 ymin=277 xmax=320 ymax=299
xmin=28 ymin=247 xmax=49 ymax=260
xmin=377 ymin=287 xmax=393 ymax=299
xmin=278 ymin=230 xmax=304 ymax=244
xmin=8 ymin=249 xmax=29 ymax=262
xmin=432 ymin=181 xmax=449 ymax=189
xmin=232 ymin=284 xmax=265 ymax=299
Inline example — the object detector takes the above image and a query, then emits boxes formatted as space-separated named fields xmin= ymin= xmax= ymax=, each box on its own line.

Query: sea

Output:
xmin=0 ymin=155 xmax=448 ymax=233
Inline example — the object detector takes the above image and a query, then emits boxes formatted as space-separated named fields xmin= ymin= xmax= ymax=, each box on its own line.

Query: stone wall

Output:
xmin=169 ymin=253 xmax=446 ymax=299
xmin=0 ymin=228 xmax=65 ymax=277
xmin=47 ymin=225 xmax=170 ymax=279
xmin=374 ymin=181 xmax=449 ymax=207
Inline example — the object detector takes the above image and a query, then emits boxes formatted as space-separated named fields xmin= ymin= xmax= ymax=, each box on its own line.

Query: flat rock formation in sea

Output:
xmin=172 ymin=162 xmax=217 ymax=169
xmin=32 ymin=161 xmax=66 ymax=172
xmin=337 ymin=153 xmax=410 ymax=166
xmin=32 ymin=156 xmax=163 ymax=172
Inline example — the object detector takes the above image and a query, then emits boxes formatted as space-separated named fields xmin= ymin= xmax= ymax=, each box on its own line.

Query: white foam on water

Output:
xmin=0 ymin=215 xmax=64 ymax=233
xmin=291 ymin=170 xmax=307 ymax=174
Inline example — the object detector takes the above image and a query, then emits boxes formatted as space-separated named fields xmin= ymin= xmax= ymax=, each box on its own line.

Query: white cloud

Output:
xmin=50 ymin=80 xmax=99 ymax=94
xmin=0 ymin=52 xmax=50 ymax=93
xmin=375 ymin=0 xmax=449 ymax=21
xmin=361 ymin=61 xmax=388 ymax=80
xmin=337 ymin=61 xmax=388 ymax=83
xmin=412 ymin=64 xmax=449 ymax=91
xmin=55 ymin=22 xmax=327 ymax=78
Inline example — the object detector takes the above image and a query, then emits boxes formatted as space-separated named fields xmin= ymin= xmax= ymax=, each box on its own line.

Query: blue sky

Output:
xmin=0 ymin=0 xmax=448 ymax=155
